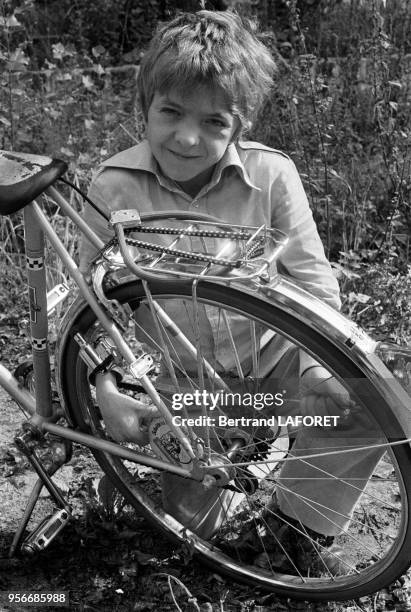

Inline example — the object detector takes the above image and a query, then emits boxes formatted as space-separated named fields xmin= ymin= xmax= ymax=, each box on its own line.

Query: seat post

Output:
xmin=23 ymin=203 xmax=53 ymax=418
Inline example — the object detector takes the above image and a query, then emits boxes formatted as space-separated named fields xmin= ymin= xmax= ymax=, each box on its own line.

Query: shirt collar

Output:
xmin=101 ymin=140 xmax=156 ymax=173
xmin=213 ymin=143 xmax=260 ymax=191
xmin=101 ymin=140 xmax=260 ymax=192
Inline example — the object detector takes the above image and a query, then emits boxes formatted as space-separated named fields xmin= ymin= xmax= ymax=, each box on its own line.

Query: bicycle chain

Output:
xmin=124 ymin=226 xmax=251 ymax=239
xmin=106 ymin=226 xmax=267 ymax=267
xmin=123 ymin=237 xmax=242 ymax=267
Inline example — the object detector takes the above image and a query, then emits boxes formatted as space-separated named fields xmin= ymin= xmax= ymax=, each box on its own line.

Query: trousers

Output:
xmin=264 ymin=346 xmax=385 ymax=536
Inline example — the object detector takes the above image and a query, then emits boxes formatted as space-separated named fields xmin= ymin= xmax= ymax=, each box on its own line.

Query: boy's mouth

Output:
xmin=167 ymin=149 xmax=201 ymax=160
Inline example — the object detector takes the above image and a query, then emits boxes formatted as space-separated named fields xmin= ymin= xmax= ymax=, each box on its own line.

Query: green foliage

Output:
xmin=341 ymin=258 xmax=411 ymax=343
xmin=0 ymin=0 xmax=146 ymax=289
xmin=249 ymin=0 xmax=411 ymax=267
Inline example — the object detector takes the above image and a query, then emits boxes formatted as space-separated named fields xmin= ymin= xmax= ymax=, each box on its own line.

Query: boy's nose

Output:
xmin=174 ymin=123 xmax=201 ymax=148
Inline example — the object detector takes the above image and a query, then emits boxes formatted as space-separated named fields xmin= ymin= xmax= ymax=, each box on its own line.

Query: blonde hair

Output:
xmin=137 ymin=10 xmax=276 ymax=134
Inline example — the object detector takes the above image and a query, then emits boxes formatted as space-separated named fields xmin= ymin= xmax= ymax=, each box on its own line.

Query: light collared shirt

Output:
xmin=80 ymin=139 xmax=340 ymax=310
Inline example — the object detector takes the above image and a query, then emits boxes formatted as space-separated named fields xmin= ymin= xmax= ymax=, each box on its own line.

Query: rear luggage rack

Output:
xmin=96 ymin=210 xmax=289 ymax=284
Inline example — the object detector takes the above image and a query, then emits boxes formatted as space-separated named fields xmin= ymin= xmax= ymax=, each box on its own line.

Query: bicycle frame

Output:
xmin=0 ymin=192 xmax=200 ymax=479
xmin=4 ymin=149 xmax=411 ymax=598
xmin=0 ymin=185 xmax=410 ymax=485
xmin=1 ymin=175 xmax=411 ymax=598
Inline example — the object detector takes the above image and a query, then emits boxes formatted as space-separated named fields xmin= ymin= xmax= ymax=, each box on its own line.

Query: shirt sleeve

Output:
xmin=270 ymin=157 xmax=341 ymax=310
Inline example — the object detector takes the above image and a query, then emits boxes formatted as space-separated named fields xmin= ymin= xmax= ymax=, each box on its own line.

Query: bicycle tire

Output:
xmin=57 ymin=278 xmax=411 ymax=601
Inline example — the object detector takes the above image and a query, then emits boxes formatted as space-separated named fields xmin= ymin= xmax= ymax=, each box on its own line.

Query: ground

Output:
xmin=0 ymin=300 xmax=411 ymax=612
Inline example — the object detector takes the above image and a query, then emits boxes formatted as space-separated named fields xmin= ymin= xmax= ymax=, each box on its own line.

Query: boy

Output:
xmin=80 ymin=10 xmax=377 ymax=574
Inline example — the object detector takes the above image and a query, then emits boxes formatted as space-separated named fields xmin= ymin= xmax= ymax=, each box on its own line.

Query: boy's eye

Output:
xmin=207 ymin=118 xmax=226 ymax=128
xmin=160 ymin=107 xmax=179 ymax=116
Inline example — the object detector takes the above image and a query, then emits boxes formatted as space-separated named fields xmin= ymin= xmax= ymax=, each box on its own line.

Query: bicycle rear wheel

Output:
xmin=58 ymin=278 xmax=411 ymax=601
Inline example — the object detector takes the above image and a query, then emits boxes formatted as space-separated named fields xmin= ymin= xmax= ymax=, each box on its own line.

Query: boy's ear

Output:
xmin=140 ymin=113 xmax=148 ymax=137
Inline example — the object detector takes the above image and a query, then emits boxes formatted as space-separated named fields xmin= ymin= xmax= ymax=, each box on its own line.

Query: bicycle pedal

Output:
xmin=21 ymin=509 xmax=71 ymax=554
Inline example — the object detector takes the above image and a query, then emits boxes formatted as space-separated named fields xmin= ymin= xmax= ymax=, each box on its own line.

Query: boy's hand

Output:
xmin=299 ymin=365 xmax=355 ymax=418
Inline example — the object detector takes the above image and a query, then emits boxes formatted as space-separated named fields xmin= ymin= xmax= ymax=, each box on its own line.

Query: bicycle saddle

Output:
xmin=0 ymin=150 xmax=67 ymax=215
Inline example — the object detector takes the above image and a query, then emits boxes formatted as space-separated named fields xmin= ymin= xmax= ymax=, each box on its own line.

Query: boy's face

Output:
xmin=146 ymin=87 xmax=239 ymax=196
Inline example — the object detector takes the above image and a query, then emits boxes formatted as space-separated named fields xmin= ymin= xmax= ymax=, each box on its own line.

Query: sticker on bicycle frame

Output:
xmin=28 ymin=286 xmax=40 ymax=323
xmin=26 ymin=255 xmax=44 ymax=270
xmin=345 ymin=325 xmax=377 ymax=353
xmin=32 ymin=337 xmax=47 ymax=350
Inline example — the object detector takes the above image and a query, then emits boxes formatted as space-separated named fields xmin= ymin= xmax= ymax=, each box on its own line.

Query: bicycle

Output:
xmin=0 ymin=149 xmax=411 ymax=602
